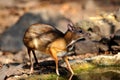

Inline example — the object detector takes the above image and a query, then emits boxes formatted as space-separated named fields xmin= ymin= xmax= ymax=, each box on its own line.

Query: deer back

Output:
xmin=23 ymin=24 xmax=64 ymax=52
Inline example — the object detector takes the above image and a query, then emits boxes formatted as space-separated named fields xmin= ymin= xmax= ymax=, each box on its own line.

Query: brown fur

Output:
xmin=23 ymin=23 xmax=85 ymax=75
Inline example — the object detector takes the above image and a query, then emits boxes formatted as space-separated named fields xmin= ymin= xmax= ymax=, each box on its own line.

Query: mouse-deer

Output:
xmin=23 ymin=22 xmax=85 ymax=75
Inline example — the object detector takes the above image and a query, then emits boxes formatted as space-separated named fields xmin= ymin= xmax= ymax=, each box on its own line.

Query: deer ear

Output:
xmin=67 ymin=22 xmax=75 ymax=31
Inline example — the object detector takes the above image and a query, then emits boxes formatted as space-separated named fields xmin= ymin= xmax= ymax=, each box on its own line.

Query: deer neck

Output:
xmin=64 ymin=31 xmax=73 ymax=44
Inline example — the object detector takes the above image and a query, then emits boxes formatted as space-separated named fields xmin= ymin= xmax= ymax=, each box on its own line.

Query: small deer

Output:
xmin=23 ymin=22 xmax=85 ymax=75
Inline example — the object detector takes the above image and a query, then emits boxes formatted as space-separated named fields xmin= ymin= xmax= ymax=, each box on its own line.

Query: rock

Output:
xmin=89 ymin=12 xmax=120 ymax=37
xmin=91 ymin=54 xmax=120 ymax=66
xmin=109 ymin=29 xmax=120 ymax=53
xmin=73 ymin=38 xmax=111 ymax=55
xmin=0 ymin=64 xmax=23 ymax=80
xmin=0 ymin=13 xmax=41 ymax=52
xmin=0 ymin=65 xmax=8 ymax=80
xmin=73 ymin=39 xmax=99 ymax=55
xmin=98 ymin=37 xmax=110 ymax=52
xmin=75 ymin=20 xmax=102 ymax=41
xmin=112 ymin=29 xmax=120 ymax=45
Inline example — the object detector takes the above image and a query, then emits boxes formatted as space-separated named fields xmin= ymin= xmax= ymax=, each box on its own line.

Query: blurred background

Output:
xmin=0 ymin=0 xmax=120 ymax=34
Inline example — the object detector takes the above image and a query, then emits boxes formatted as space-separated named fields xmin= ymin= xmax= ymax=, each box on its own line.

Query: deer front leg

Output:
xmin=49 ymin=47 xmax=60 ymax=76
xmin=63 ymin=56 xmax=74 ymax=75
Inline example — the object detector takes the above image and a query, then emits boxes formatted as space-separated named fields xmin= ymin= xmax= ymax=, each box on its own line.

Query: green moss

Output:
xmin=72 ymin=63 xmax=95 ymax=73
xmin=19 ymin=74 xmax=66 ymax=80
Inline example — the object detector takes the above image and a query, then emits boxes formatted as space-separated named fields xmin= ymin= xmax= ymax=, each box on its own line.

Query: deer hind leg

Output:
xmin=32 ymin=50 xmax=38 ymax=64
xmin=27 ymin=48 xmax=34 ymax=74
xmin=63 ymin=56 xmax=74 ymax=75
xmin=49 ymin=47 xmax=60 ymax=76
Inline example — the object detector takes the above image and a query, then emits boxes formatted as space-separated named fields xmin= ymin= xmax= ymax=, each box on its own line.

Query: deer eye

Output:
xmin=78 ymin=30 xmax=83 ymax=33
